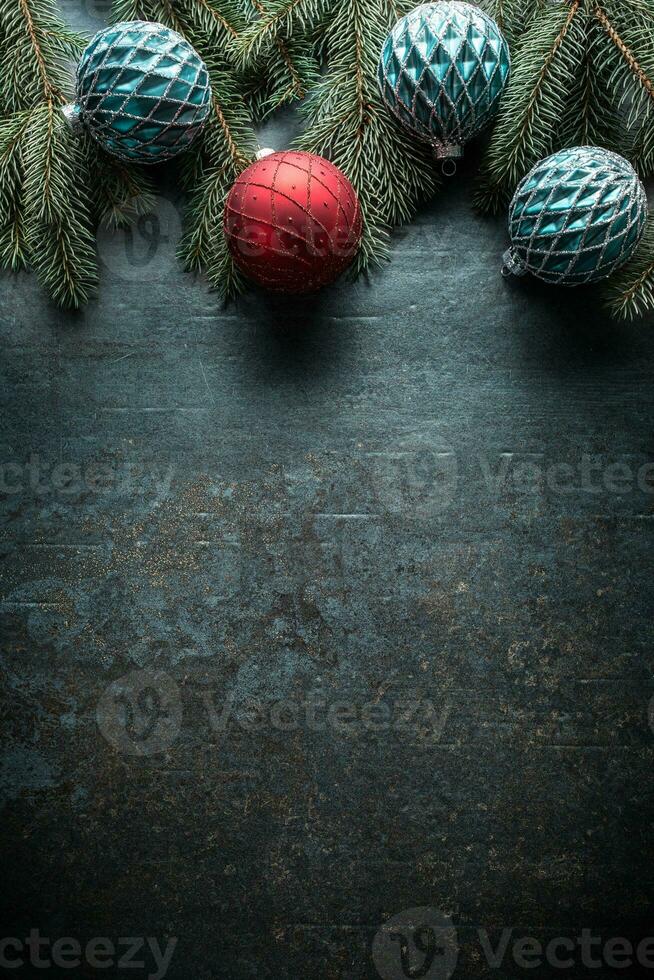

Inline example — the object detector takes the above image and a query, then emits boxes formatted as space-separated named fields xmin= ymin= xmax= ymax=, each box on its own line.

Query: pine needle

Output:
xmin=120 ymin=0 xmax=260 ymax=299
xmin=22 ymin=102 xmax=98 ymax=307
xmin=478 ymin=0 xmax=544 ymax=49
xmin=475 ymin=0 xmax=586 ymax=214
xmin=295 ymin=0 xmax=440 ymax=273
xmin=604 ymin=220 xmax=654 ymax=320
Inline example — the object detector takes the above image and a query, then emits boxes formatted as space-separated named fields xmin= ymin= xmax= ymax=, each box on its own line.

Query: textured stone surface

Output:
xmin=1 ymin=5 xmax=654 ymax=978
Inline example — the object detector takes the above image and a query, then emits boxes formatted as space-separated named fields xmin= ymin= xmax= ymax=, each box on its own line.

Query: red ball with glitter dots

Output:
xmin=223 ymin=150 xmax=363 ymax=293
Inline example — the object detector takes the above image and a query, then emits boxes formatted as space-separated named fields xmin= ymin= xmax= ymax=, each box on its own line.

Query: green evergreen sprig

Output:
xmin=110 ymin=0 xmax=261 ymax=299
xmin=235 ymin=0 xmax=319 ymax=118
xmin=478 ymin=0 xmax=545 ymax=50
xmin=0 ymin=0 xmax=96 ymax=304
xmin=236 ymin=0 xmax=440 ymax=274
xmin=474 ymin=0 xmax=587 ymax=215
xmin=0 ymin=0 xmax=155 ymax=306
xmin=595 ymin=1 xmax=654 ymax=174
xmin=178 ymin=42 xmax=258 ymax=299
xmin=605 ymin=220 xmax=654 ymax=319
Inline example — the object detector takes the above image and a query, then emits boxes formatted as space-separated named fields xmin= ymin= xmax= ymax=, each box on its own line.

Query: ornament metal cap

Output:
xmin=255 ymin=147 xmax=275 ymax=160
xmin=61 ymin=103 xmax=83 ymax=133
xmin=502 ymin=247 xmax=528 ymax=278
xmin=431 ymin=139 xmax=464 ymax=161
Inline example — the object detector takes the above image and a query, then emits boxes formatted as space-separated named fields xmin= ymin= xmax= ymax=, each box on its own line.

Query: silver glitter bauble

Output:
xmin=378 ymin=1 xmax=510 ymax=160
xmin=62 ymin=21 xmax=211 ymax=164
xmin=503 ymin=146 xmax=648 ymax=286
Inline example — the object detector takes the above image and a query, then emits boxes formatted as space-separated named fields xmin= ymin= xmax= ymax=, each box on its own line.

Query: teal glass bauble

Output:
xmin=62 ymin=21 xmax=211 ymax=164
xmin=378 ymin=1 xmax=510 ymax=160
xmin=503 ymin=146 xmax=648 ymax=286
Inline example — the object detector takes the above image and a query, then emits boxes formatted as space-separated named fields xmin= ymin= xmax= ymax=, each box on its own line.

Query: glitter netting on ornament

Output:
xmin=378 ymin=1 xmax=510 ymax=160
xmin=224 ymin=151 xmax=363 ymax=294
xmin=503 ymin=146 xmax=648 ymax=286
xmin=63 ymin=21 xmax=211 ymax=164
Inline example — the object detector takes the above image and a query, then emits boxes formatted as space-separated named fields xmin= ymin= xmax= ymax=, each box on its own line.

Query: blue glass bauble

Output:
xmin=378 ymin=1 xmax=510 ymax=160
xmin=503 ymin=146 xmax=648 ymax=286
xmin=63 ymin=21 xmax=211 ymax=164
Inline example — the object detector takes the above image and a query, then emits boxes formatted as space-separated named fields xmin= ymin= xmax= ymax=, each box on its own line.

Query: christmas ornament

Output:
xmin=503 ymin=146 xmax=648 ymax=286
xmin=223 ymin=150 xmax=363 ymax=293
xmin=62 ymin=21 xmax=211 ymax=164
xmin=378 ymin=1 xmax=510 ymax=161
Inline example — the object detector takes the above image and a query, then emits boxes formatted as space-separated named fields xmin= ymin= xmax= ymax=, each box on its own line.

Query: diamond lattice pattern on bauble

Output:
xmin=508 ymin=146 xmax=648 ymax=285
xmin=76 ymin=20 xmax=211 ymax=163
xmin=378 ymin=1 xmax=510 ymax=148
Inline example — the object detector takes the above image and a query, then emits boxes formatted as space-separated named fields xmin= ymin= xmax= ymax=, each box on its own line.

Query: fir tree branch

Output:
xmin=185 ymin=0 xmax=241 ymax=38
xmin=234 ymin=0 xmax=331 ymax=68
xmin=475 ymin=0 xmax=585 ymax=214
xmin=177 ymin=68 xmax=257 ymax=299
xmin=85 ymin=142 xmax=157 ymax=228
xmin=0 ymin=0 xmax=100 ymax=304
xmin=232 ymin=0 xmax=321 ymax=118
xmin=22 ymin=102 xmax=98 ymax=307
xmin=250 ymin=0 xmax=304 ymax=98
xmin=604 ymin=220 xmax=654 ymax=320
xmin=478 ymin=0 xmax=545 ymax=49
xmin=601 ymin=0 xmax=654 ymax=175
xmin=0 ymin=0 xmax=84 ymax=113
xmin=0 ymin=110 xmax=34 ymax=270
xmin=595 ymin=3 xmax=654 ymax=107
xmin=296 ymin=0 xmax=439 ymax=274
xmin=557 ymin=10 xmax=624 ymax=149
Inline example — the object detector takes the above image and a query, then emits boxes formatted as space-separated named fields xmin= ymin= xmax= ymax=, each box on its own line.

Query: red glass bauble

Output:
xmin=223 ymin=150 xmax=363 ymax=293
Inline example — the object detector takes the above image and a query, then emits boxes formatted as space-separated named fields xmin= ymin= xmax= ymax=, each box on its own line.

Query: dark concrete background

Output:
xmin=2 ymin=3 xmax=654 ymax=978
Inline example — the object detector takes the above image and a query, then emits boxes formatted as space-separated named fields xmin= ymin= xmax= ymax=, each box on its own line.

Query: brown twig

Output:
xmin=195 ymin=0 xmax=239 ymax=37
xmin=594 ymin=5 xmax=654 ymax=104
xmin=211 ymin=97 xmax=250 ymax=171
xmin=519 ymin=0 xmax=581 ymax=143
xmin=18 ymin=0 xmax=63 ymax=103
